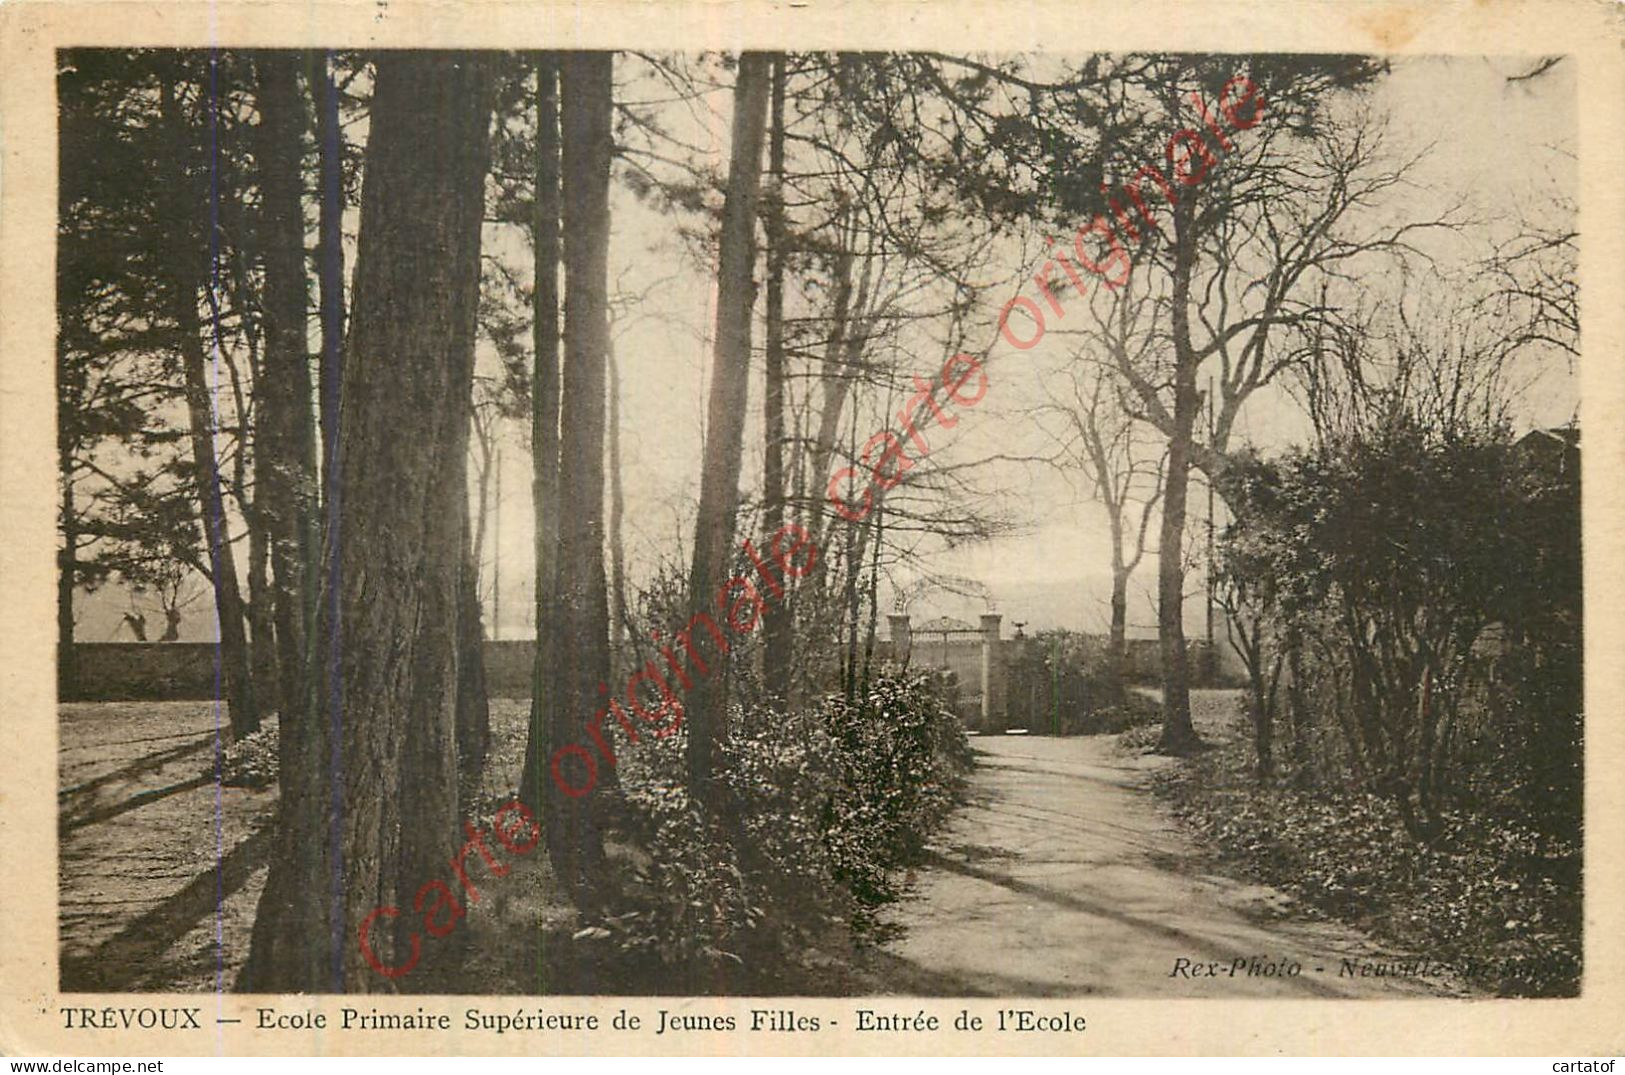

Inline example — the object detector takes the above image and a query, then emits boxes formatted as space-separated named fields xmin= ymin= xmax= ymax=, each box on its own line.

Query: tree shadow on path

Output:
xmin=60 ymin=824 xmax=272 ymax=992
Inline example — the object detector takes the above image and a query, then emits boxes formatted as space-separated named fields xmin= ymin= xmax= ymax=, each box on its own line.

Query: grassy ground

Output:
xmin=57 ymin=698 xmax=892 ymax=994
xmin=58 ymin=701 xmax=275 ymax=992
xmin=1124 ymin=695 xmax=1581 ymax=997
xmin=450 ymin=699 xmax=883 ymax=996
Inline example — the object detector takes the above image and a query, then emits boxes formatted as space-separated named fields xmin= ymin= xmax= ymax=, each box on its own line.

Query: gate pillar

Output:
xmin=980 ymin=613 xmax=1004 ymax=727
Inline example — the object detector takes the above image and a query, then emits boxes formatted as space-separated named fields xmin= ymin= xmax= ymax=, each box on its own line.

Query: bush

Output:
xmin=1216 ymin=421 xmax=1581 ymax=837
xmin=1153 ymin=703 xmax=1581 ymax=997
xmin=212 ymin=719 xmax=278 ymax=788
xmin=610 ymin=705 xmax=842 ymax=977
xmin=607 ymin=671 xmax=972 ymax=978
xmin=821 ymin=672 xmax=973 ymax=920
xmin=1003 ymin=630 xmax=1159 ymax=734
xmin=1196 ymin=419 xmax=1582 ymax=995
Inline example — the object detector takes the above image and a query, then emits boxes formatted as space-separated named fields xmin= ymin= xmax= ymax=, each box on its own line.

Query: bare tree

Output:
xmin=1036 ymin=291 xmax=1165 ymax=698
xmin=1481 ymin=198 xmax=1578 ymax=368
xmin=685 ymin=51 xmax=773 ymax=801
xmin=1097 ymin=88 xmax=1462 ymax=751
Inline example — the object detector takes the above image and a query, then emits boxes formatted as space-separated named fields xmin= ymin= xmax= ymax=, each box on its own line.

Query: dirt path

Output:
xmin=869 ymin=690 xmax=1463 ymax=998
xmin=63 ymin=695 xmax=1465 ymax=997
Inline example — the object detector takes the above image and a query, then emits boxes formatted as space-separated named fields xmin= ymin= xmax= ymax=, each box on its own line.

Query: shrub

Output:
xmin=821 ymin=672 xmax=973 ymax=922
xmin=1216 ymin=421 xmax=1581 ymax=836
xmin=1003 ymin=630 xmax=1159 ymax=734
xmin=213 ymin=719 xmax=278 ymax=788
xmin=607 ymin=671 xmax=972 ymax=977
xmin=610 ymin=705 xmax=843 ymax=977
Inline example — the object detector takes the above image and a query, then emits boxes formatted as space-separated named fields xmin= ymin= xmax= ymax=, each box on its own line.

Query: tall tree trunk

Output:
xmin=157 ymin=69 xmax=259 ymax=739
xmin=518 ymin=54 xmax=562 ymax=820
xmin=1108 ymin=560 xmax=1129 ymax=703
xmin=309 ymin=52 xmax=347 ymax=833
xmin=1156 ymin=431 xmax=1196 ymax=752
xmin=58 ymin=471 xmax=77 ymax=693
xmin=254 ymin=52 xmax=318 ymax=723
xmin=458 ymin=410 xmax=493 ymax=812
xmin=311 ymin=50 xmax=345 ymax=497
xmin=247 ymin=508 xmax=276 ymax=703
xmin=1100 ymin=492 xmax=1131 ymax=703
xmin=239 ymin=51 xmax=492 ymax=992
xmin=685 ymin=52 xmax=773 ymax=802
xmin=543 ymin=50 xmax=617 ymax=897
xmin=470 ymin=421 xmax=493 ymax=580
xmin=608 ymin=342 xmax=628 ymax=651
xmin=1156 ymin=200 xmax=1201 ymax=755
xmin=760 ymin=54 xmax=792 ymax=703
xmin=457 ymin=512 xmax=491 ymax=814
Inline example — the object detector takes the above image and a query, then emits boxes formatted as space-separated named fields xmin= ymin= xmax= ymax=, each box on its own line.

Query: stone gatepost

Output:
xmin=887 ymin=613 xmax=912 ymax=663
xmin=980 ymin=613 xmax=1004 ymax=726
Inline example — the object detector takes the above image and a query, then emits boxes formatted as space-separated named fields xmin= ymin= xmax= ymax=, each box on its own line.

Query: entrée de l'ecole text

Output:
xmin=232 ymin=1005 xmax=1085 ymax=1036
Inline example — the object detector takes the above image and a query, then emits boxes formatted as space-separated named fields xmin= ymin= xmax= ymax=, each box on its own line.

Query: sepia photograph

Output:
xmin=49 ymin=42 xmax=1585 ymax=1000
xmin=5 ymin=0 xmax=1624 ymax=1058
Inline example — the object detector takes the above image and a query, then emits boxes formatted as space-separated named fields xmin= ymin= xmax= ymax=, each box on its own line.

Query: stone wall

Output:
xmin=63 ymin=630 xmax=1243 ymax=706
xmin=62 ymin=640 xmax=549 ymax=702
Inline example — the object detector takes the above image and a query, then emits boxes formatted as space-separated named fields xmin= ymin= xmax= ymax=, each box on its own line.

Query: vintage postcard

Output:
xmin=2 ymin=0 xmax=1624 ymax=1058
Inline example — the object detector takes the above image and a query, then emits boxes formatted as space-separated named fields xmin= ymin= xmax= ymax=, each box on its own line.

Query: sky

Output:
xmin=917 ymin=56 xmax=1580 ymax=637
xmin=74 ymin=53 xmax=1579 ymax=647
xmin=469 ymin=53 xmax=1579 ymax=643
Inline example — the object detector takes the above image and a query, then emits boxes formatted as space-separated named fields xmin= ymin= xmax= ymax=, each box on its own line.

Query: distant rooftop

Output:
xmin=1517 ymin=425 xmax=1579 ymax=450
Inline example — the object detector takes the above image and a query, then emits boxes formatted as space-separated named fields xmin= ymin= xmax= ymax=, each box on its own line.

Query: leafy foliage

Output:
xmin=1217 ymin=415 xmax=1580 ymax=836
xmin=1003 ymin=629 xmax=1163 ymax=734
xmin=821 ymin=672 xmax=973 ymax=921
xmin=214 ymin=720 xmax=279 ymax=788
xmin=606 ymin=671 xmax=971 ymax=980
xmin=1154 ymin=701 xmax=1580 ymax=997
xmin=610 ymin=704 xmax=838 ymax=976
xmin=1194 ymin=407 xmax=1582 ymax=997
